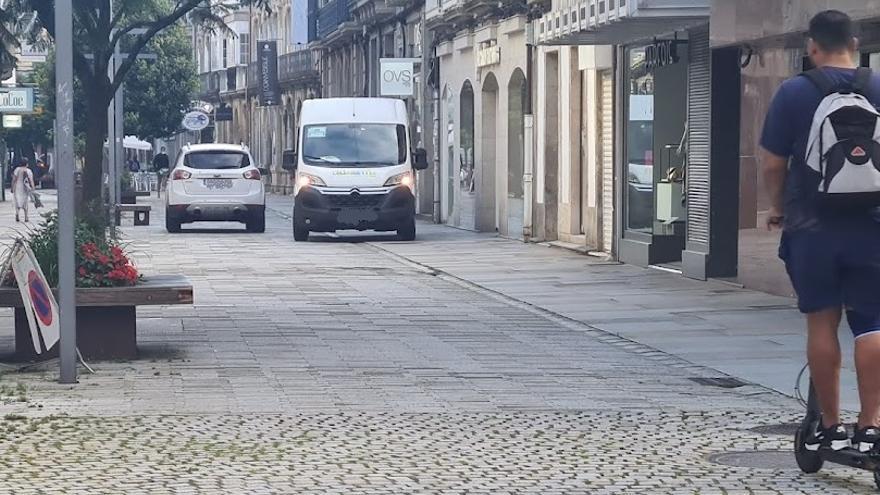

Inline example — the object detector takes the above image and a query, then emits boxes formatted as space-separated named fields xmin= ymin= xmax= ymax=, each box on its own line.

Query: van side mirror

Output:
xmin=282 ymin=150 xmax=297 ymax=171
xmin=413 ymin=148 xmax=429 ymax=171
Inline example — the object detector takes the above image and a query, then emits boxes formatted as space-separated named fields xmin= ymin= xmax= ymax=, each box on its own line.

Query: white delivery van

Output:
xmin=282 ymin=98 xmax=429 ymax=241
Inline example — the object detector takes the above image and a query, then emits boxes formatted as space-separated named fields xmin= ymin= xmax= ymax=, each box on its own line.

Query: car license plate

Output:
xmin=204 ymin=178 xmax=233 ymax=190
xmin=338 ymin=208 xmax=378 ymax=224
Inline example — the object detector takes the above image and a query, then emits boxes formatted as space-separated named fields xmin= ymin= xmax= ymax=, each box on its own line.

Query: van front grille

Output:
xmin=326 ymin=193 xmax=385 ymax=209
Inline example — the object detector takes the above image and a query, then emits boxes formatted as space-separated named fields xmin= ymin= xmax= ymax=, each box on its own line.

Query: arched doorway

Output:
xmin=459 ymin=80 xmax=476 ymax=230
xmin=507 ymin=69 xmax=527 ymax=239
xmin=478 ymin=73 xmax=499 ymax=232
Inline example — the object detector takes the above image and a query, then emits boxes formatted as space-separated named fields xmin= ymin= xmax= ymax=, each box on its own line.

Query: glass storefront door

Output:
xmin=623 ymin=41 xmax=690 ymax=262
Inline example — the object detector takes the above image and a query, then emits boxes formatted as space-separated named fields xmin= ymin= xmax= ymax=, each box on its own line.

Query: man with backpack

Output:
xmin=763 ymin=10 xmax=880 ymax=453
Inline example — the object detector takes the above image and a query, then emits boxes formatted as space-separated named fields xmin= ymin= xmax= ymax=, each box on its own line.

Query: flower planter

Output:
xmin=0 ymin=275 xmax=193 ymax=361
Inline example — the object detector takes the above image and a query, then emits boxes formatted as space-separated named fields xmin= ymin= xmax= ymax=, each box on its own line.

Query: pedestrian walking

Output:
xmin=762 ymin=10 xmax=880 ymax=454
xmin=153 ymin=147 xmax=170 ymax=194
xmin=152 ymin=146 xmax=169 ymax=172
xmin=11 ymin=158 xmax=35 ymax=222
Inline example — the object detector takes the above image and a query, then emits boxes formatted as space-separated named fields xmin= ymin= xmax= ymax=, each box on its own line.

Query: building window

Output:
xmin=222 ymin=39 xmax=228 ymax=68
xmin=240 ymin=33 xmax=250 ymax=65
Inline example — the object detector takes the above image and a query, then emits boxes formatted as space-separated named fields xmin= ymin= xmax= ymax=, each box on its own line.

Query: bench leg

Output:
xmin=14 ymin=308 xmax=52 ymax=361
xmin=134 ymin=210 xmax=150 ymax=226
xmin=14 ymin=306 xmax=137 ymax=361
xmin=77 ymin=306 xmax=137 ymax=360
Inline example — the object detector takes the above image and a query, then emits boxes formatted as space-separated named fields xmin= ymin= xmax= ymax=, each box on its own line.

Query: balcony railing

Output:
xmin=198 ymin=70 xmax=225 ymax=100
xmin=279 ymin=49 xmax=317 ymax=82
xmin=316 ymin=0 xmax=353 ymax=40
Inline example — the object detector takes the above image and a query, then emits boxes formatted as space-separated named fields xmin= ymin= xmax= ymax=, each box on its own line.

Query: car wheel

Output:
xmin=247 ymin=212 xmax=266 ymax=233
xmin=397 ymin=216 xmax=416 ymax=241
xmin=165 ymin=208 xmax=181 ymax=233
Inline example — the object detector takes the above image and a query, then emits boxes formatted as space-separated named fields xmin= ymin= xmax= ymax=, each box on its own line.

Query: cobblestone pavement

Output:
xmin=0 ymin=193 xmax=875 ymax=493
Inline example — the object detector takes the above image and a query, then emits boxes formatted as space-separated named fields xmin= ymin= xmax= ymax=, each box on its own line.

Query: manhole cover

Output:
xmin=689 ymin=377 xmax=749 ymax=388
xmin=707 ymin=450 xmax=795 ymax=469
xmin=749 ymin=423 xmax=801 ymax=436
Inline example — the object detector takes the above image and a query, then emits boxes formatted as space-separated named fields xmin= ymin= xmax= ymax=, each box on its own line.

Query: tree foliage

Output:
xmin=123 ymin=25 xmax=198 ymax=141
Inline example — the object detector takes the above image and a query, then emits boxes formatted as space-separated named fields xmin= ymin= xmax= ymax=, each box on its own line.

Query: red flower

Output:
xmin=78 ymin=267 xmax=87 ymax=277
xmin=98 ymin=255 xmax=110 ymax=265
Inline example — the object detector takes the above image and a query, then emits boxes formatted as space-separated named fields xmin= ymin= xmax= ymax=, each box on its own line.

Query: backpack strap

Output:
xmin=853 ymin=67 xmax=873 ymax=97
xmin=801 ymin=68 xmax=836 ymax=96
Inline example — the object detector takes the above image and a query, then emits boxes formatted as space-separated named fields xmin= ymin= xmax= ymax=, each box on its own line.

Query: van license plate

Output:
xmin=204 ymin=178 xmax=233 ymax=190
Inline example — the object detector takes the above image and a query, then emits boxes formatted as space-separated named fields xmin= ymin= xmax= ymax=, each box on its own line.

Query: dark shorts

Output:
xmin=780 ymin=223 xmax=880 ymax=338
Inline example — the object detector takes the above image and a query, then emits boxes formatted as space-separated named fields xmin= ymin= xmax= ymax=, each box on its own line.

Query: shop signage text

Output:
xmin=258 ymin=41 xmax=280 ymax=106
xmin=0 ymin=87 xmax=34 ymax=113
xmin=380 ymin=58 xmax=419 ymax=97
xmin=477 ymin=45 xmax=501 ymax=68
xmin=182 ymin=110 xmax=210 ymax=131
xmin=2 ymin=114 xmax=22 ymax=128
xmin=215 ymin=104 xmax=233 ymax=122
xmin=645 ymin=40 xmax=681 ymax=72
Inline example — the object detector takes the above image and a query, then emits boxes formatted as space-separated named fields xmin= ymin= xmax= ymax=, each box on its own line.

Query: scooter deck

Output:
xmin=819 ymin=447 xmax=880 ymax=471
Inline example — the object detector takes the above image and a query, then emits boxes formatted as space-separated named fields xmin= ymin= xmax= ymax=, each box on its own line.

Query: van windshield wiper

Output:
xmin=302 ymin=154 xmax=330 ymax=162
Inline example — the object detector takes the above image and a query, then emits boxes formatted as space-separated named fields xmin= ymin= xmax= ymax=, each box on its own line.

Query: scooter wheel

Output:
xmin=794 ymin=425 xmax=823 ymax=474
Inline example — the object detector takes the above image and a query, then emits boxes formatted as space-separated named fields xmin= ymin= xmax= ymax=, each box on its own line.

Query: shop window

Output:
xmin=624 ymin=42 xmax=689 ymax=236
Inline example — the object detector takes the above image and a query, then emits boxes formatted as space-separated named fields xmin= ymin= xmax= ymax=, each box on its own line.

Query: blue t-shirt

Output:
xmin=760 ymin=67 xmax=880 ymax=231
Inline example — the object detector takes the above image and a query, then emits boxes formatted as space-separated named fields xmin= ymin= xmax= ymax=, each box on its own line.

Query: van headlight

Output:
xmin=297 ymin=172 xmax=326 ymax=187
xmin=384 ymin=171 xmax=413 ymax=188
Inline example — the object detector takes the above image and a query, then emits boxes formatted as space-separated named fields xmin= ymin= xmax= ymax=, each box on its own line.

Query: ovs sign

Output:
xmin=380 ymin=58 xmax=419 ymax=97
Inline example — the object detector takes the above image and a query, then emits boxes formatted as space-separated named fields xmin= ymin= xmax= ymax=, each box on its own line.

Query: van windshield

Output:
xmin=302 ymin=124 xmax=407 ymax=167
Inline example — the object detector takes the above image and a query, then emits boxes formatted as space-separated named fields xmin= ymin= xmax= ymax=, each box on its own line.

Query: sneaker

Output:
xmin=805 ymin=423 xmax=850 ymax=451
xmin=853 ymin=426 xmax=880 ymax=453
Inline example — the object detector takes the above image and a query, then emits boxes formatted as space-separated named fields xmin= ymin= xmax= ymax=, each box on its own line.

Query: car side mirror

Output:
xmin=258 ymin=167 xmax=269 ymax=176
xmin=282 ymin=150 xmax=298 ymax=171
xmin=413 ymin=148 xmax=429 ymax=171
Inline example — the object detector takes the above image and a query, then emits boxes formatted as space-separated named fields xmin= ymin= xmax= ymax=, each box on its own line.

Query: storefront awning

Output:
xmin=536 ymin=0 xmax=709 ymax=46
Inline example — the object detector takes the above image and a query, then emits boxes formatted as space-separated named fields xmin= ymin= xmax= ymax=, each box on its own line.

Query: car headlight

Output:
xmin=384 ymin=171 xmax=413 ymax=188
xmin=297 ymin=172 xmax=326 ymax=187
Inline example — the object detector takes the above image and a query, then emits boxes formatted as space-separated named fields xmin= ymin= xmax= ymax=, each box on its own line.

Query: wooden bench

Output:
xmin=115 ymin=204 xmax=152 ymax=226
xmin=0 ymin=275 xmax=193 ymax=361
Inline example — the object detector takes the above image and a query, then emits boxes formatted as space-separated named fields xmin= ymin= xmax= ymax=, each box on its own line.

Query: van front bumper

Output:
xmin=294 ymin=186 xmax=414 ymax=232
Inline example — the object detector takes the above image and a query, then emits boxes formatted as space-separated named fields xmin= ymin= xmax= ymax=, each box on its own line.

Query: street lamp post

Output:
xmin=55 ymin=0 xmax=77 ymax=384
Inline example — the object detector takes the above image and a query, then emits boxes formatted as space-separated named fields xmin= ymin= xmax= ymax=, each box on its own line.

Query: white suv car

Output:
xmin=165 ymin=144 xmax=266 ymax=233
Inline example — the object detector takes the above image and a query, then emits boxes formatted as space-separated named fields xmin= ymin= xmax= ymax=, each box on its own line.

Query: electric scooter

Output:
xmin=795 ymin=378 xmax=880 ymax=489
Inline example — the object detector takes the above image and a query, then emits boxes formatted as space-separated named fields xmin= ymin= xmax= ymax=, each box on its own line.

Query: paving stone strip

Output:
xmin=0 ymin=410 xmax=874 ymax=494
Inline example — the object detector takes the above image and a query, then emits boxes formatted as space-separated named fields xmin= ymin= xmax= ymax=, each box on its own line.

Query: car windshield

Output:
xmin=302 ymin=124 xmax=406 ymax=167
xmin=184 ymin=151 xmax=250 ymax=169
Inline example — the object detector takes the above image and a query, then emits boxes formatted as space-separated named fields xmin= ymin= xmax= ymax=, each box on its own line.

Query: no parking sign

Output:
xmin=5 ymin=242 xmax=59 ymax=354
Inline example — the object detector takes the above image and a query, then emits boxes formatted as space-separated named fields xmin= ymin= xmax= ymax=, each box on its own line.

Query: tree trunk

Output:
xmin=83 ymin=88 xmax=109 ymax=205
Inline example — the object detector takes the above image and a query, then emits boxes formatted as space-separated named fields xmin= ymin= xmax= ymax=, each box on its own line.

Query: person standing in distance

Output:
xmin=11 ymin=158 xmax=34 ymax=222
xmin=763 ymin=10 xmax=880 ymax=453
